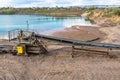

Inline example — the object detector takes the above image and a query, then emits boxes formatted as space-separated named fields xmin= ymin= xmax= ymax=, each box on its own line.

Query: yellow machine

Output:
xmin=17 ymin=43 xmax=27 ymax=55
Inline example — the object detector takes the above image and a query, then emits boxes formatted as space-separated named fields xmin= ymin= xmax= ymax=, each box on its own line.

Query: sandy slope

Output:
xmin=100 ymin=26 xmax=120 ymax=44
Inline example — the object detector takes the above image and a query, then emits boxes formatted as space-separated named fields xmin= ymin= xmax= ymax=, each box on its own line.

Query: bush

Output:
xmin=87 ymin=6 xmax=96 ymax=11
xmin=2 ymin=9 xmax=15 ymax=14
xmin=112 ymin=8 xmax=120 ymax=16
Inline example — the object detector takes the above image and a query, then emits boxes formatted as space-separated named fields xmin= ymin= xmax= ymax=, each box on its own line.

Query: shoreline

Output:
xmin=51 ymin=24 xmax=120 ymax=44
xmin=0 ymin=24 xmax=120 ymax=45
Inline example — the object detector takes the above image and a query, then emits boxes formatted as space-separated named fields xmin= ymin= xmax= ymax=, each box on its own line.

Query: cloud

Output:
xmin=0 ymin=0 xmax=12 ymax=7
xmin=0 ymin=0 xmax=12 ymax=3
xmin=0 ymin=0 xmax=120 ymax=7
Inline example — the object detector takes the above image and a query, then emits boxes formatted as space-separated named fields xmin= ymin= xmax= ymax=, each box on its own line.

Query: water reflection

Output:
xmin=0 ymin=15 xmax=92 ymax=31
xmin=63 ymin=18 xmax=91 ymax=28
xmin=0 ymin=15 xmax=92 ymax=39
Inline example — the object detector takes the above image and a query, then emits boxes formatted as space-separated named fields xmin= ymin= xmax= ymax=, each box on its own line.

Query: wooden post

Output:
xmin=8 ymin=31 xmax=10 ymax=42
xmin=71 ymin=46 xmax=75 ymax=58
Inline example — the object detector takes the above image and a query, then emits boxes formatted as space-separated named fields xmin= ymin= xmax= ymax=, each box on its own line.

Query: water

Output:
xmin=0 ymin=15 xmax=92 ymax=39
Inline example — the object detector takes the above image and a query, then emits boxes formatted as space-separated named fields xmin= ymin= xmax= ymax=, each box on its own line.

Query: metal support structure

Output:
xmin=8 ymin=31 xmax=10 ymax=42
xmin=71 ymin=46 xmax=75 ymax=57
xmin=73 ymin=47 xmax=110 ymax=55
xmin=9 ymin=29 xmax=47 ymax=55
xmin=107 ymin=48 xmax=112 ymax=55
xmin=34 ymin=34 xmax=120 ymax=50
xmin=26 ymin=20 xmax=29 ymax=31
xmin=9 ymin=29 xmax=120 ymax=56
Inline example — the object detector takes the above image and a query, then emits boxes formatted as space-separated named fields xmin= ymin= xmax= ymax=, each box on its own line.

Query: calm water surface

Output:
xmin=0 ymin=15 xmax=92 ymax=38
xmin=0 ymin=15 xmax=92 ymax=31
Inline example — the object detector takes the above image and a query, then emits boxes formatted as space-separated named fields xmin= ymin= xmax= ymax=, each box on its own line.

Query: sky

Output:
xmin=0 ymin=0 xmax=120 ymax=8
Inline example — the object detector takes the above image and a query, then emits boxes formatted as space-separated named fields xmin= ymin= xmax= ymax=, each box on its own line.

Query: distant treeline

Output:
xmin=0 ymin=7 xmax=85 ymax=16
xmin=0 ymin=7 xmax=120 ymax=16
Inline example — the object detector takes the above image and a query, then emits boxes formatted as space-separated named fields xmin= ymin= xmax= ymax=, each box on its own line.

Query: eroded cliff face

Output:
xmin=82 ymin=10 xmax=120 ymax=27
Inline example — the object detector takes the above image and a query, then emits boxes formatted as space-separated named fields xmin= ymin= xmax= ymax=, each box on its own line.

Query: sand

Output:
xmin=0 ymin=49 xmax=120 ymax=80
xmin=52 ymin=25 xmax=105 ymax=42
xmin=100 ymin=25 xmax=120 ymax=44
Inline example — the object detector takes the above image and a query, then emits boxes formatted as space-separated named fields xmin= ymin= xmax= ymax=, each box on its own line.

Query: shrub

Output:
xmin=112 ymin=8 xmax=120 ymax=16
xmin=87 ymin=6 xmax=96 ymax=11
xmin=2 ymin=9 xmax=14 ymax=14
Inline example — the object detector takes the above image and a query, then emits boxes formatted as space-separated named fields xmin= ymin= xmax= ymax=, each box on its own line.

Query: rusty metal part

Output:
xmin=0 ymin=45 xmax=13 ymax=53
xmin=9 ymin=29 xmax=47 ymax=55
xmin=86 ymin=37 xmax=100 ymax=42
xmin=73 ymin=47 xmax=108 ymax=53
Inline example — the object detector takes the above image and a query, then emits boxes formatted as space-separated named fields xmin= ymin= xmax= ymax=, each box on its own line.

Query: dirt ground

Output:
xmin=100 ymin=26 xmax=120 ymax=44
xmin=52 ymin=26 xmax=105 ymax=42
xmin=0 ymin=47 xmax=120 ymax=80
xmin=0 ymin=26 xmax=120 ymax=80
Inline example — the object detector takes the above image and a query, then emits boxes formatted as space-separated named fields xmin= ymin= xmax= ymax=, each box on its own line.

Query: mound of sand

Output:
xmin=52 ymin=26 xmax=105 ymax=42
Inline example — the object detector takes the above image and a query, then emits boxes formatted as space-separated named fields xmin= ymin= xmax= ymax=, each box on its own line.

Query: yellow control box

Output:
xmin=17 ymin=46 xmax=24 ymax=55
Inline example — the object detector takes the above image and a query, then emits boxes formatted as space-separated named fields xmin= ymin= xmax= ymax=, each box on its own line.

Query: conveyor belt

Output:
xmin=35 ymin=34 xmax=120 ymax=49
xmin=9 ymin=29 xmax=120 ymax=50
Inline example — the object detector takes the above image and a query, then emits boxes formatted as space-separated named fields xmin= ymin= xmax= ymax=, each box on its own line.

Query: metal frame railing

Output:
xmin=0 ymin=31 xmax=8 ymax=39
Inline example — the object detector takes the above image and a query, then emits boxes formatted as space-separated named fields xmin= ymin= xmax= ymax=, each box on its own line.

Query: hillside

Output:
xmin=82 ymin=8 xmax=120 ymax=26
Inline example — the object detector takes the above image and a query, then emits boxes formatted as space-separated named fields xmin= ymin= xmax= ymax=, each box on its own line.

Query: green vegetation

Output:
xmin=15 ymin=7 xmax=85 ymax=16
xmin=112 ymin=8 xmax=120 ymax=16
xmin=102 ymin=7 xmax=120 ymax=16
xmin=0 ymin=7 xmax=120 ymax=17
xmin=0 ymin=8 xmax=15 ymax=14
xmin=87 ymin=6 xmax=96 ymax=11
xmin=0 ymin=7 xmax=85 ymax=16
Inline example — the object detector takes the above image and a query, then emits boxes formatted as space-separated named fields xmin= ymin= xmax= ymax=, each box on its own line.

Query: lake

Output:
xmin=0 ymin=15 xmax=92 ymax=39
